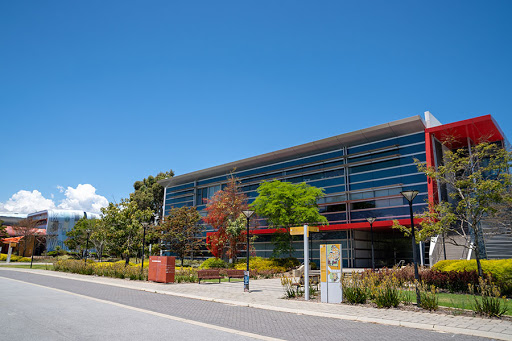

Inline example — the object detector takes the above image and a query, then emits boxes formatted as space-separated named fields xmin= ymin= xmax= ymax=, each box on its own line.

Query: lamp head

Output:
xmin=400 ymin=190 xmax=419 ymax=203
xmin=242 ymin=210 xmax=255 ymax=219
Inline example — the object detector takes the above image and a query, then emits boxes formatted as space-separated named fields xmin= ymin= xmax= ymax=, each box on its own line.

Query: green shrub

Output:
xmin=47 ymin=249 xmax=67 ymax=257
xmin=419 ymin=283 xmax=439 ymax=311
xmin=280 ymin=276 xmax=297 ymax=298
xmin=433 ymin=259 xmax=512 ymax=296
xmin=54 ymin=260 xmax=147 ymax=281
xmin=271 ymin=257 xmax=300 ymax=270
xmin=431 ymin=259 xmax=456 ymax=272
xmin=234 ymin=257 xmax=286 ymax=273
xmin=0 ymin=254 xmax=7 ymax=261
xmin=433 ymin=259 xmax=512 ymax=282
xmin=175 ymin=267 xmax=198 ymax=283
xmin=374 ymin=275 xmax=401 ymax=308
xmin=199 ymin=258 xmax=228 ymax=269
xmin=342 ymin=272 xmax=368 ymax=304
xmin=470 ymin=277 xmax=509 ymax=317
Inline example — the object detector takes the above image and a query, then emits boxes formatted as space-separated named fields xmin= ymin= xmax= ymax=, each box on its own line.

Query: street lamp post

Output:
xmin=84 ymin=229 xmax=92 ymax=265
xmin=141 ymin=222 xmax=148 ymax=277
xmin=242 ymin=210 xmax=255 ymax=292
xmin=400 ymin=190 xmax=421 ymax=306
xmin=366 ymin=217 xmax=376 ymax=271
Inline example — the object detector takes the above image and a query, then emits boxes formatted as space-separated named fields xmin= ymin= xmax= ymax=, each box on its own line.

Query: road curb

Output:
xmin=1 ymin=268 xmax=511 ymax=341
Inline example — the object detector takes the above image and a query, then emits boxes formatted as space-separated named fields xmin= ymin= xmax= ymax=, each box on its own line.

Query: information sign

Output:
xmin=320 ymin=244 xmax=343 ymax=303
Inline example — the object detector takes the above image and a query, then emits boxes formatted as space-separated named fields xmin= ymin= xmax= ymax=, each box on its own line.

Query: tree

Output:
xmin=66 ymin=218 xmax=108 ymax=261
xmin=130 ymin=170 xmax=174 ymax=223
xmin=90 ymin=219 xmax=109 ymax=261
xmin=156 ymin=206 xmax=203 ymax=266
xmin=13 ymin=218 xmax=39 ymax=257
xmin=101 ymin=200 xmax=153 ymax=265
xmin=393 ymin=141 xmax=512 ymax=278
xmin=251 ymin=180 xmax=328 ymax=257
xmin=64 ymin=217 xmax=91 ymax=257
xmin=203 ymin=175 xmax=250 ymax=261
xmin=0 ymin=220 xmax=7 ymax=239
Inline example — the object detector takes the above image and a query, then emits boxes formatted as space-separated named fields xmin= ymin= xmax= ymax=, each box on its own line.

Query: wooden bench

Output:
xmin=226 ymin=269 xmax=244 ymax=282
xmin=197 ymin=269 xmax=221 ymax=284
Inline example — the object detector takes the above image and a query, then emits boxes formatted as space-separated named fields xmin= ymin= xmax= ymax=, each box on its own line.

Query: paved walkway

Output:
xmin=1 ymin=267 xmax=511 ymax=340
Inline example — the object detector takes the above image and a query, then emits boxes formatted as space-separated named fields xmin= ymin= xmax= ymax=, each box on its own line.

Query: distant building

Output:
xmin=28 ymin=210 xmax=100 ymax=251
xmin=159 ymin=113 xmax=511 ymax=267
xmin=0 ymin=212 xmax=28 ymax=226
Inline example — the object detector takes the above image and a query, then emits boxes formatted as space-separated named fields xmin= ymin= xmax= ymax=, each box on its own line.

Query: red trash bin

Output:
xmin=148 ymin=256 xmax=175 ymax=283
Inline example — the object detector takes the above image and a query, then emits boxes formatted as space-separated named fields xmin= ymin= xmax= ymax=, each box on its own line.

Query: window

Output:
xmin=319 ymin=204 xmax=346 ymax=213
xmin=352 ymin=201 xmax=376 ymax=210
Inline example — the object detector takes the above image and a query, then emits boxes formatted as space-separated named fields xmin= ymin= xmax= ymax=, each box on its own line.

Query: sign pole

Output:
xmin=304 ymin=224 xmax=309 ymax=301
xmin=6 ymin=243 xmax=13 ymax=264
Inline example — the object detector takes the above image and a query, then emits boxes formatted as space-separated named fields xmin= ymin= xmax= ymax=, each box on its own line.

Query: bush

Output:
xmin=54 ymin=260 xmax=147 ymax=280
xmin=419 ymin=283 xmax=439 ymax=311
xmin=0 ymin=254 xmax=6 ymax=261
xmin=433 ymin=259 xmax=512 ymax=281
xmin=234 ymin=257 xmax=286 ymax=273
xmin=199 ymin=258 xmax=228 ymax=269
xmin=470 ymin=277 xmax=509 ymax=317
xmin=175 ymin=267 xmax=198 ymax=283
xmin=271 ymin=257 xmax=300 ymax=270
xmin=421 ymin=269 xmax=480 ymax=293
xmin=47 ymin=249 xmax=67 ymax=257
xmin=281 ymin=276 xmax=297 ymax=298
xmin=342 ymin=273 xmax=368 ymax=304
xmin=374 ymin=275 xmax=401 ymax=308
xmin=432 ymin=259 xmax=512 ymax=296
xmin=431 ymin=259 xmax=455 ymax=272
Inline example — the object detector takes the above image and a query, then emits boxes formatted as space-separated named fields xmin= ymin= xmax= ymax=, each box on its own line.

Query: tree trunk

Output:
xmin=125 ymin=255 xmax=130 ymax=267
xmin=473 ymin=233 xmax=484 ymax=278
xmin=289 ymin=233 xmax=293 ymax=258
xmin=181 ymin=257 xmax=184 ymax=267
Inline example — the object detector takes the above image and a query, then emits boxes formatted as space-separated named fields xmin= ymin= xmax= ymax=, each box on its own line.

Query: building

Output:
xmin=0 ymin=212 xmax=28 ymax=226
xmin=28 ymin=210 xmax=100 ymax=252
xmin=159 ymin=113 xmax=510 ymax=267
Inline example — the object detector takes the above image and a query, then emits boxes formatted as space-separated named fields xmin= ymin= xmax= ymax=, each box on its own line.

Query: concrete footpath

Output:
xmin=1 ymin=267 xmax=511 ymax=340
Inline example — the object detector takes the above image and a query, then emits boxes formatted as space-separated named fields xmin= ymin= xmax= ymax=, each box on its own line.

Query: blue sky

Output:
xmin=1 ymin=1 xmax=511 ymax=213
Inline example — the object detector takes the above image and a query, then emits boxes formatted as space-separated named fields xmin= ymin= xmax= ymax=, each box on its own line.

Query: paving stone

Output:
xmin=0 ymin=269 xmax=509 ymax=341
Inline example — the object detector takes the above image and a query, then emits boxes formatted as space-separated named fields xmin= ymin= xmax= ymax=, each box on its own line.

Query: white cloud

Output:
xmin=0 ymin=184 xmax=109 ymax=214
xmin=57 ymin=184 xmax=109 ymax=213
xmin=0 ymin=190 xmax=56 ymax=214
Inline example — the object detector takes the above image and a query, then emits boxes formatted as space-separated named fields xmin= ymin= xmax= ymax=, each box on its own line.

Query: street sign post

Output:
xmin=289 ymin=225 xmax=319 ymax=300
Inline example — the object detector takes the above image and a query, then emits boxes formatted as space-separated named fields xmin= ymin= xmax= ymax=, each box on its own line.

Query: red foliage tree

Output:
xmin=203 ymin=174 xmax=249 ymax=261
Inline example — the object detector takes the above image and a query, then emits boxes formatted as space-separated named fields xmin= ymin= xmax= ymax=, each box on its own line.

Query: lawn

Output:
xmin=402 ymin=290 xmax=511 ymax=316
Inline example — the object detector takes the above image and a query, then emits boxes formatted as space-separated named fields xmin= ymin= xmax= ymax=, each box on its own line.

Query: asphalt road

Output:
xmin=0 ymin=270 xmax=488 ymax=341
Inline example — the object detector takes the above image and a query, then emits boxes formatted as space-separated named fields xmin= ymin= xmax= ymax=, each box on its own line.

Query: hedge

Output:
xmin=432 ymin=259 xmax=512 ymax=283
xmin=0 ymin=254 xmax=31 ymax=262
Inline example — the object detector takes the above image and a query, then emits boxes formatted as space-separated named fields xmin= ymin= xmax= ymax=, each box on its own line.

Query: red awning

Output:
xmin=1 ymin=236 xmax=23 ymax=244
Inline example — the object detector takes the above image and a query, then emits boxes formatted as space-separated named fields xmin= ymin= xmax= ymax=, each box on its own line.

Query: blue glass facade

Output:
xmin=163 ymin=118 xmax=428 ymax=267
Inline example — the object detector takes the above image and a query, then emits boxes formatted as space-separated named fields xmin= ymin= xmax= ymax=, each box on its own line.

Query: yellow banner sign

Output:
xmin=320 ymin=244 xmax=342 ymax=283
xmin=289 ymin=226 xmax=320 ymax=236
